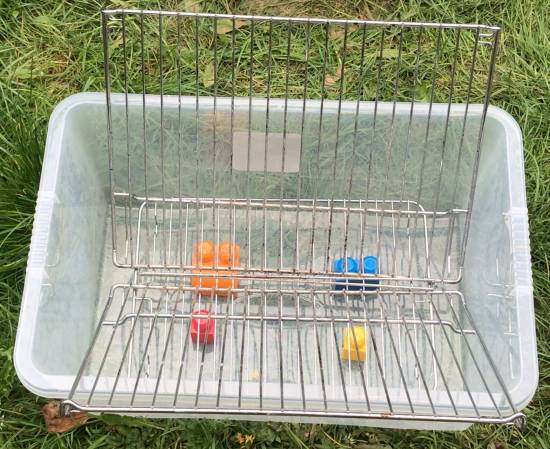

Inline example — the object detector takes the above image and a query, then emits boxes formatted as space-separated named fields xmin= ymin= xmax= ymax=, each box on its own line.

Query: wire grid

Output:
xmin=101 ymin=9 xmax=499 ymax=283
xmin=61 ymin=10 xmax=525 ymax=427
xmin=65 ymin=284 xmax=522 ymax=424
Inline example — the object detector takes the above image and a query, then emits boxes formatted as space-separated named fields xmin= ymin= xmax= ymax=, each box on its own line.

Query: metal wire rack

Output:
xmin=65 ymin=284 xmax=522 ymax=425
xmin=62 ymin=9 xmax=528 ymax=427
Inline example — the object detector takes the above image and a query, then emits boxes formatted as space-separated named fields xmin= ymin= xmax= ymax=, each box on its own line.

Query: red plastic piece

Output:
xmin=190 ymin=309 xmax=215 ymax=344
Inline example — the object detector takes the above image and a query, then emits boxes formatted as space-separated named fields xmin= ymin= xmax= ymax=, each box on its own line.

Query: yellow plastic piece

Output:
xmin=342 ymin=326 xmax=367 ymax=362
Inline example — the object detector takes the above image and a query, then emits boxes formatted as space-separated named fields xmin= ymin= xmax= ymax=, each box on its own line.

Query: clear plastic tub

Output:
xmin=15 ymin=92 xmax=537 ymax=430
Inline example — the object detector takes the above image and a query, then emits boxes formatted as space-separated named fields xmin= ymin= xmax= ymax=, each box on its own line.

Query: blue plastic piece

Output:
xmin=333 ymin=257 xmax=359 ymax=291
xmin=362 ymin=256 xmax=377 ymax=274
xmin=362 ymin=256 xmax=379 ymax=291
xmin=362 ymin=278 xmax=380 ymax=291
xmin=333 ymin=257 xmax=359 ymax=273
xmin=333 ymin=256 xmax=380 ymax=291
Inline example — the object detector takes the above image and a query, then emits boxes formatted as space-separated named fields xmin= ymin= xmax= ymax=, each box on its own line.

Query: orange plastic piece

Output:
xmin=191 ymin=241 xmax=240 ymax=296
xmin=192 ymin=240 xmax=215 ymax=265
xmin=217 ymin=241 xmax=241 ymax=267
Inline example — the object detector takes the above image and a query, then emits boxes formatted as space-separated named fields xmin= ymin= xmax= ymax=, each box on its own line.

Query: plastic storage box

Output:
xmin=15 ymin=92 xmax=537 ymax=429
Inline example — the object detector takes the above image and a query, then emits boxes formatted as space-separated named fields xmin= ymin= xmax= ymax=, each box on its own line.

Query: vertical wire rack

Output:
xmin=62 ymin=9 xmax=527 ymax=427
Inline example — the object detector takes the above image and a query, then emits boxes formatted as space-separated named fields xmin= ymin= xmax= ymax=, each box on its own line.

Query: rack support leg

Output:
xmin=42 ymin=401 xmax=88 ymax=433
xmin=513 ymin=415 xmax=527 ymax=433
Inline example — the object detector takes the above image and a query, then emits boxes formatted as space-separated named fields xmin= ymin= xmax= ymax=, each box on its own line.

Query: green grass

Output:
xmin=0 ymin=0 xmax=549 ymax=448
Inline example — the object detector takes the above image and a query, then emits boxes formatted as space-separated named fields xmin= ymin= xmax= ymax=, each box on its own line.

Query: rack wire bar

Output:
xmin=103 ymin=9 xmax=500 ymax=31
xmin=61 ymin=9 xmax=526 ymax=427
xmin=64 ymin=284 xmax=522 ymax=425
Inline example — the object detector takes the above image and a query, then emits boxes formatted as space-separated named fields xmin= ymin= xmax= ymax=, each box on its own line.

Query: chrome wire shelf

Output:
xmin=60 ymin=9 xmax=529 ymax=428
xmin=65 ymin=284 xmax=522 ymax=425
xmin=113 ymin=197 xmax=465 ymax=283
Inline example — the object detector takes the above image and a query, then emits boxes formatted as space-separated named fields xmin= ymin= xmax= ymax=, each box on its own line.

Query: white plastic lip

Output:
xmin=14 ymin=93 xmax=536 ymax=414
